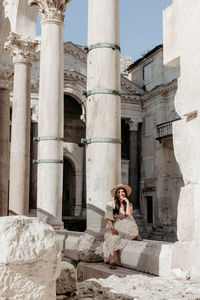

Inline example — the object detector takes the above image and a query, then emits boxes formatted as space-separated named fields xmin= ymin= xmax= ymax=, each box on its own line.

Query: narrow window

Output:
xmin=146 ymin=196 xmax=153 ymax=223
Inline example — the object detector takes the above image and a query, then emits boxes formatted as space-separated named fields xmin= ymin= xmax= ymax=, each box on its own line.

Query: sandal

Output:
xmin=134 ymin=235 xmax=143 ymax=241
xmin=109 ymin=263 xmax=117 ymax=269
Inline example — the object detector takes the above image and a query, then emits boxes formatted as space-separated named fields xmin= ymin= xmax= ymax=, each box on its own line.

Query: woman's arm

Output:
xmin=107 ymin=219 xmax=118 ymax=235
xmin=123 ymin=198 xmax=133 ymax=216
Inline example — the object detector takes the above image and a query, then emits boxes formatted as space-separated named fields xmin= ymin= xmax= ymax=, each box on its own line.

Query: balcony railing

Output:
xmin=156 ymin=118 xmax=181 ymax=142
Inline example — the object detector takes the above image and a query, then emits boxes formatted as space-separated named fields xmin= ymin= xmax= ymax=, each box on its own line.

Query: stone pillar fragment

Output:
xmin=0 ymin=216 xmax=61 ymax=299
xmin=5 ymin=33 xmax=38 ymax=216
xmin=128 ymin=120 xmax=139 ymax=209
xmin=163 ymin=0 xmax=200 ymax=279
xmin=0 ymin=67 xmax=13 ymax=216
xmin=86 ymin=0 xmax=121 ymax=234
xmin=29 ymin=0 xmax=71 ymax=228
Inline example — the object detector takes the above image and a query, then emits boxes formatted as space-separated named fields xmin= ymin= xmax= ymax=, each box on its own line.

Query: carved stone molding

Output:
xmin=126 ymin=119 xmax=139 ymax=131
xmin=0 ymin=65 xmax=13 ymax=90
xmin=141 ymin=80 xmax=178 ymax=102
xmin=4 ymin=33 xmax=39 ymax=64
xmin=121 ymin=75 xmax=144 ymax=95
xmin=121 ymin=94 xmax=142 ymax=104
xmin=64 ymin=70 xmax=86 ymax=85
xmin=29 ymin=0 xmax=71 ymax=23
xmin=64 ymin=42 xmax=87 ymax=63
xmin=31 ymin=103 xmax=39 ymax=122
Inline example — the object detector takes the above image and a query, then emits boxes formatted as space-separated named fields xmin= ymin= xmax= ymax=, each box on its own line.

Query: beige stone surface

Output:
xmin=33 ymin=1 xmax=68 ymax=227
xmin=59 ymin=272 xmax=200 ymax=300
xmin=0 ymin=87 xmax=10 ymax=216
xmin=163 ymin=0 xmax=200 ymax=279
xmin=86 ymin=0 xmax=121 ymax=234
xmin=56 ymin=261 xmax=77 ymax=295
xmin=0 ymin=216 xmax=61 ymax=299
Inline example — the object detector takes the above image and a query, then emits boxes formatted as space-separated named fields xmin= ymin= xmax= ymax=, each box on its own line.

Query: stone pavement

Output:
xmin=57 ymin=263 xmax=200 ymax=300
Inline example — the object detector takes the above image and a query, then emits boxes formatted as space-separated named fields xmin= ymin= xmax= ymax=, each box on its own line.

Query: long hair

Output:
xmin=113 ymin=188 xmax=127 ymax=215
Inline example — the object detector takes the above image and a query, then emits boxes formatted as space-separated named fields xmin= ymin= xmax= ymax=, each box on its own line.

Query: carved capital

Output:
xmin=126 ymin=119 xmax=139 ymax=131
xmin=29 ymin=0 xmax=71 ymax=23
xmin=4 ymin=33 xmax=39 ymax=64
xmin=0 ymin=65 xmax=13 ymax=90
xmin=31 ymin=104 xmax=39 ymax=122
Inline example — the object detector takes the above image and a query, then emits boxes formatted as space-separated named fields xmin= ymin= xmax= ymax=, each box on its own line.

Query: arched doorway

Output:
xmin=62 ymin=157 xmax=76 ymax=216
xmin=62 ymin=93 xmax=86 ymax=231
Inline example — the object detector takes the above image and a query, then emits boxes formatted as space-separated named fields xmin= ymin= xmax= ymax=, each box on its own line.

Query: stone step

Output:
xmin=77 ymin=262 xmax=147 ymax=282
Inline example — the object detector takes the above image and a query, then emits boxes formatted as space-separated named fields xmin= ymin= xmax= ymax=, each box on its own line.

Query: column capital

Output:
xmin=126 ymin=119 xmax=139 ymax=131
xmin=0 ymin=65 xmax=13 ymax=90
xmin=29 ymin=0 xmax=71 ymax=23
xmin=4 ymin=33 xmax=39 ymax=64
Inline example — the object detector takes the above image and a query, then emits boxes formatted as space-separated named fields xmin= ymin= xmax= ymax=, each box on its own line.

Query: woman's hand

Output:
xmin=111 ymin=228 xmax=118 ymax=235
xmin=123 ymin=197 xmax=129 ymax=204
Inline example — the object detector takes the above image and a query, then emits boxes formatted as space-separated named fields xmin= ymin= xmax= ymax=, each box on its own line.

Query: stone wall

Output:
xmin=163 ymin=0 xmax=200 ymax=279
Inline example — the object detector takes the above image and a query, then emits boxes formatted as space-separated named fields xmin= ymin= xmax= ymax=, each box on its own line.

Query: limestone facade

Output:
xmin=27 ymin=42 xmax=181 ymax=241
xmin=127 ymin=46 xmax=183 ymax=241
xmin=0 ymin=1 xmax=183 ymax=243
xmin=163 ymin=0 xmax=200 ymax=279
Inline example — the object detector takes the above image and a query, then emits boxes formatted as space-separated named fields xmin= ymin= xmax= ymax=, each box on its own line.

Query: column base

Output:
xmin=37 ymin=208 xmax=64 ymax=230
xmin=63 ymin=231 xmax=104 ymax=262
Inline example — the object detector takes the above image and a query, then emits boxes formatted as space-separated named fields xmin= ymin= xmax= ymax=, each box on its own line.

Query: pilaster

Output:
xmin=5 ymin=33 xmax=38 ymax=216
xmin=0 ymin=66 xmax=13 ymax=216
xmin=29 ymin=0 xmax=71 ymax=228
xmin=126 ymin=119 xmax=140 ymax=209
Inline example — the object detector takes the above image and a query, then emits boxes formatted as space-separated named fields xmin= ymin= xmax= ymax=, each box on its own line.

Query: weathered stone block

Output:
xmin=56 ymin=261 xmax=77 ymax=295
xmin=0 ymin=216 xmax=61 ymax=300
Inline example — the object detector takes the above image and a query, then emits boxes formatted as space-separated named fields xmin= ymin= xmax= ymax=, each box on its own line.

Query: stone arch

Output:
xmin=63 ymin=146 xmax=81 ymax=171
xmin=64 ymin=88 xmax=86 ymax=122
xmin=15 ymin=0 xmax=38 ymax=36
xmin=62 ymin=156 xmax=76 ymax=217
xmin=63 ymin=146 xmax=84 ymax=218
xmin=0 ymin=14 xmax=11 ymax=65
xmin=3 ymin=0 xmax=38 ymax=35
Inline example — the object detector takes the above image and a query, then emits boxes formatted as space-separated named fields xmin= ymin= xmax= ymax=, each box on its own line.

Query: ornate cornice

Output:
xmin=4 ymin=32 xmax=39 ymax=64
xmin=29 ymin=0 xmax=71 ymax=23
xmin=141 ymin=80 xmax=177 ymax=102
xmin=64 ymin=70 xmax=86 ymax=85
xmin=121 ymin=75 xmax=144 ymax=95
xmin=64 ymin=42 xmax=87 ymax=63
xmin=121 ymin=94 xmax=142 ymax=105
xmin=0 ymin=65 xmax=13 ymax=90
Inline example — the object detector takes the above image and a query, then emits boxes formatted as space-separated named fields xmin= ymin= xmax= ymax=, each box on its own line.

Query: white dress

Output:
xmin=103 ymin=200 xmax=139 ymax=263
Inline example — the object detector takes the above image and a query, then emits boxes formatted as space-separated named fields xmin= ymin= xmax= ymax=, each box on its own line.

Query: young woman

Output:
xmin=103 ymin=184 xmax=142 ymax=269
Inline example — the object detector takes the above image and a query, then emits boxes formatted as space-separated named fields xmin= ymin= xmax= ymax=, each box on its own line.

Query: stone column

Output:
xmin=74 ymin=170 xmax=83 ymax=216
xmin=5 ymin=33 xmax=38 ymax=216
xmin=85 ymin=0 xmax=121 ymax=234
xmin=29 ymin=0 xmax=71 ymax=228
xmin=128 ymin=120 xmax=140 ymax=209
xmin=0 ymin=67 xmax=13 ymax=216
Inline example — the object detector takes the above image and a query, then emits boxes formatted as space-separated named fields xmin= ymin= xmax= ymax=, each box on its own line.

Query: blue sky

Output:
xmin=37 ymin=0 xmax=171 ymax=62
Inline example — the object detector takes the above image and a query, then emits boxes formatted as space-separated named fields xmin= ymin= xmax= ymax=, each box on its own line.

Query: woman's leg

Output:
xmin=109 ymin=250 xmax=117 ymax=269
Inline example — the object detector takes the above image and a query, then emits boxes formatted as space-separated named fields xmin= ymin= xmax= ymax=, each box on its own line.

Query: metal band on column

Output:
xmin=33 ymin=136 xmax=63 ymax=141
xmin=33 ymin=159 xmax=63 ymax=164
xmin=81 ymin=137 xmax=121 ymax=144
xmin=83 ymin=89 xmax=121 ymax=97
xmin=84 ymin=42 xmax=121 ymax=52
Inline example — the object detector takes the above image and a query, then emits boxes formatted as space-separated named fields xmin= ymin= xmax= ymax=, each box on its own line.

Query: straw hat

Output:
xmin=110 ymin=184 xmax=132 ymax=197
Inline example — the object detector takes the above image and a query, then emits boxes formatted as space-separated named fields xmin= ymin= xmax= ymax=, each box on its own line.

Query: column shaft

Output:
xmin=0 ymin=88 xmax=10 ymax=215
xmin=9 ymin=62 xmax=31 ymax=215
xmin=86 ymin=0 xmax=121 ymax=234
xmin=129 ymin=130 xmax=139 ymax=209
xmin=37 ymin=21 xmax=64 ymax=226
